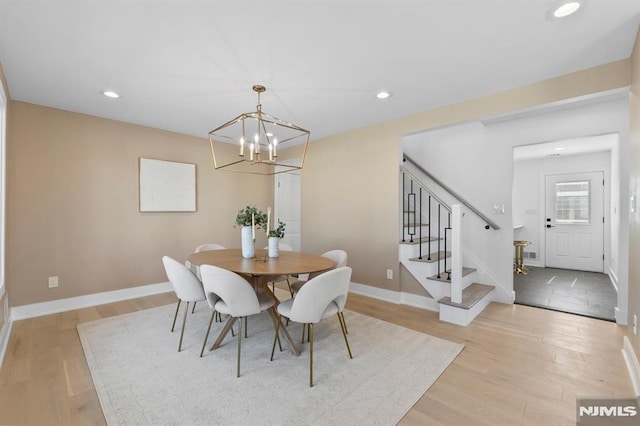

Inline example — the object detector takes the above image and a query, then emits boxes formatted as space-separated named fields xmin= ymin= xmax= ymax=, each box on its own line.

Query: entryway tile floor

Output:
xmin=514 ymin=266 xmax=616 ymax=321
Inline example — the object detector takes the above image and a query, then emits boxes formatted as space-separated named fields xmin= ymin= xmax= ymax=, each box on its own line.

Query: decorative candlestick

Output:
xmin=267 ymin=207 xmax=271 ymax=234
xmin=251 ymin=213 xmax=255 ymax=240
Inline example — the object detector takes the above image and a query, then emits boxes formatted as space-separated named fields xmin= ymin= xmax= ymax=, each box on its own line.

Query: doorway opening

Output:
xmin=274 ymin=163 xmax=301 ymax=252
xmin=512 ymin=134 xmax=617 ymax=321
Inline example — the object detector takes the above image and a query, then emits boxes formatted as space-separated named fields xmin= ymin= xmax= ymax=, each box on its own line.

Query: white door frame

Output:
xmin=274 ymin=161 xmax=301 ymax=251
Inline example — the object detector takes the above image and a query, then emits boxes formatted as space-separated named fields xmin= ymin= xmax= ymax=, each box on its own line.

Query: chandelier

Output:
xmin=208 ymin=85 xmax=310 ymax=175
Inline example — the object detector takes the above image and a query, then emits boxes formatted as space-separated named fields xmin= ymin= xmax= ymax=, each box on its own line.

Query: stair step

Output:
xmin=399 ymin=236 xmax=441 ymax=245
xmin=438 ymin=283 xmax=494 ymax=310
xmin=409 ymin=251 xmax=451 ymax=263
xmin=428 ymin=267 xmax=476 ymax=282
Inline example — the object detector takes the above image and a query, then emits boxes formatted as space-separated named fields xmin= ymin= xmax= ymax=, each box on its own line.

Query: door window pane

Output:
xmin=555 ymin=180 xmax=590 ymax=224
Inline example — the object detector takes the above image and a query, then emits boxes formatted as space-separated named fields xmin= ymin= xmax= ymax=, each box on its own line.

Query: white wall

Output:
xmin=402 ymin=97 xmax=629 ymax=319
xmin=513 ymin=150 xmax=612 ymax=271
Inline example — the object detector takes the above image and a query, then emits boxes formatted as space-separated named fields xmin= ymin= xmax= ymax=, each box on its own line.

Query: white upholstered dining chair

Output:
xmin=290 ymin=249 xmax=349 ymax=332
xmin=199 ymin=264 xmax=276 ymax=377
xmin=188 ymin=243 xmax=226 ymax=312
xmin=270 ymin=266 xmax=353 ymax=387
xmin=195 ymin=243 xmax=226 ymax=253
xmin=289 ymin=249 xmax=348 ymax=294
xmin=162 ymin=256 xmax=206 ymax=352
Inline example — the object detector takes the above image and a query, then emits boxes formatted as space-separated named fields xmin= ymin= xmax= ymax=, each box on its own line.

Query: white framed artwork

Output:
xmin=139 ymin=157 xmax=196 ymax=212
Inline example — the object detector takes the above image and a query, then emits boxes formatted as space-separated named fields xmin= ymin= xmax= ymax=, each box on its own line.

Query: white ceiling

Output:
xmin=0 ymin=1 xmax=638 ymax=142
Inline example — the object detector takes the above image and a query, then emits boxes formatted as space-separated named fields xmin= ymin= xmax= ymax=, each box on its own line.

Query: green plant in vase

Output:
xmin=235 ymin=205 xmax=267 ymax=258
xmin=268 ymin=220 xmax=286 ymax=239
xmin=267 ymin=219 xmax=286 ymax=258
xmin=235 ymin=205 xmax=267 ymax=229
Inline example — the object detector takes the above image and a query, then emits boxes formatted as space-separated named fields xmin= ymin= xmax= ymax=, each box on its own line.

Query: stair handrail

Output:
xmin=403 ymin=154 xmax=500 ymax=230
xmin=400 ymin=166 xmax=451 ymax=213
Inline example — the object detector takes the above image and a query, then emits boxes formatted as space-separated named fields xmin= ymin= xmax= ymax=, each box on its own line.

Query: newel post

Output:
xmin=451 ymin=204 xmax=463 ymax=304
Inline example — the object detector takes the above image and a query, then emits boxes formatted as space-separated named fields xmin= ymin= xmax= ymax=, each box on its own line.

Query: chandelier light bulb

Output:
xmin=253 ymin=133 xmax=260 ymax=154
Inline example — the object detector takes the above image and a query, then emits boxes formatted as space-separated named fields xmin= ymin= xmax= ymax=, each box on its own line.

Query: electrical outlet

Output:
xmin=48 ymin=276 xmax=58 ymax=288
xmin=386 ymin=269 xmax=393 ymax=280
xmin=634 ymin=314 xmax=638 ymax=335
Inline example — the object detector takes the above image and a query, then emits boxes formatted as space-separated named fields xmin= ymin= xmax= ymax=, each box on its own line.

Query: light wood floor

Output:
xmin=0 ymin=290 xmax=633 ymax=425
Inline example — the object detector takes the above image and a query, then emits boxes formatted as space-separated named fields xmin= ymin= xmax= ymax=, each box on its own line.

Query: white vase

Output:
xmin=241 ymin=226 xmax=255 ymax=258
xmin=268 ymin=237 xmax=279 ymax=258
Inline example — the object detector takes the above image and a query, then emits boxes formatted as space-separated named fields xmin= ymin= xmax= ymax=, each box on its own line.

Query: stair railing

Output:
xmin=403 ymin=154 xmax=500 ymax=230
xmin=401 ymin=166 xmax=453 ymax=282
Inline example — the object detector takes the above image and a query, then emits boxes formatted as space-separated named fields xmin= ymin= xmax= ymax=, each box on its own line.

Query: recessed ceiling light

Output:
xmin=376 ymin=91 xmax=391 ymax=100
xmin=552 ymin=1 xmax=581 ymax=18
xmin=554 ymin=147 xmax=565 ymax=151
xmin=102 ymin=90 xmax=120 ymax=98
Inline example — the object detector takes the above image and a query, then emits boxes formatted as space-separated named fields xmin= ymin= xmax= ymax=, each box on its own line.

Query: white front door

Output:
xmin=274 ymin=167 xmax=301 ymax=251
xmin=544 ymin=172 xmax=604 ymax=272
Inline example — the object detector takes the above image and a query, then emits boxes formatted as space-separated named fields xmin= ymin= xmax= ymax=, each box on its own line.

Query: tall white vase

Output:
xmin=241 ymin=226 xmax=255 ymax=258
xmin=268 ymin=237 xmax=279 ymax=258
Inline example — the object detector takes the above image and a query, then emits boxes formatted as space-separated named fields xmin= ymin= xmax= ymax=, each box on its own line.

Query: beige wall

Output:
xmin=301 ymin=59 xmax=631 ymax=293
xmin=628 ymin=29 xmax=640 ymax=364
xmin=7 ymin=102 xmax=271 ymax=306
xmin=3 ymin=57 xmax=633 ymax=307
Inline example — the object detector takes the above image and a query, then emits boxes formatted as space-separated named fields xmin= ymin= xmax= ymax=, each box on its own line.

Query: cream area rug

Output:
xmin=78 ymin=303 xmax=463 ymax=425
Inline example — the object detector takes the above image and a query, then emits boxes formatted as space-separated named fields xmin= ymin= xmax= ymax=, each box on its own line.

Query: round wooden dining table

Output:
xmin=187 ymin=248 xmax=335 ymax=356
xmin=187 ymin=248 xmax=335 ymax=279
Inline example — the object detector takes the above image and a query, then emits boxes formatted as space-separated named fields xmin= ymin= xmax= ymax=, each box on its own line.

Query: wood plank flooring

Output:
xmin=0 ymin=290 xmax=633 ymax=425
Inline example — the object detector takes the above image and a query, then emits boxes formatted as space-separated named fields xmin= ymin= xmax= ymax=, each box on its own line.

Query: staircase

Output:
xmin=400 ymin=156 xmax=496 ymax=326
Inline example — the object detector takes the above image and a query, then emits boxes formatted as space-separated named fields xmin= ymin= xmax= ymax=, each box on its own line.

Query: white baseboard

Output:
xmin=10 ymin=282 xmax=173 ymax=321
xmin=622 ymin=336 xmax=640 ymax=398
xmin=349 ymin=282 xmax=439 ymax=312
xmin=0 ymin=318 xmax=12 ymax=369
xmin=607 ymin=268 xmax=627 ymax=326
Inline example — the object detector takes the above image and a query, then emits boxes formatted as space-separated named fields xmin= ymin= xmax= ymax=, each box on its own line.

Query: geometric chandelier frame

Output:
xmin=208 ymin=85 xmax=310 ymax=175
